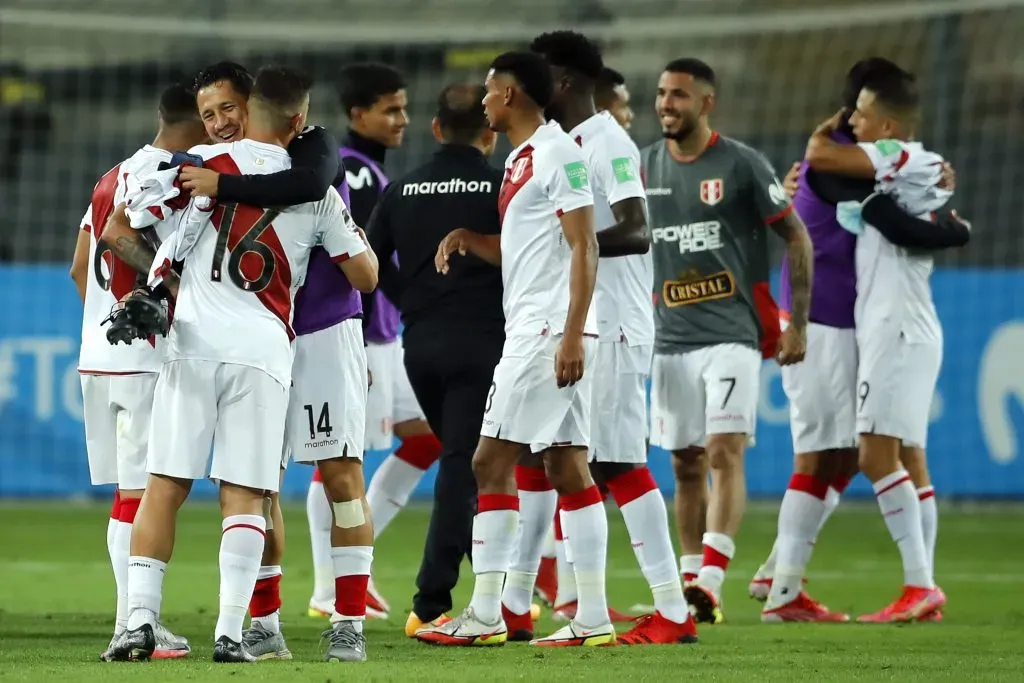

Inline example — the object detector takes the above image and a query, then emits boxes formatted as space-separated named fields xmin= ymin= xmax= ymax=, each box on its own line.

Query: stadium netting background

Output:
xmin=1 ymin=0 xmax=1022 ymax=499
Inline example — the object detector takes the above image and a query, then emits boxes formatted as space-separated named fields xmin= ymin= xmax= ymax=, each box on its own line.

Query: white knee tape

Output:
xmin=262 ymin=496 xmax=274 ymax=530
xmin=332 ymin=499 xmax=365 ymax=528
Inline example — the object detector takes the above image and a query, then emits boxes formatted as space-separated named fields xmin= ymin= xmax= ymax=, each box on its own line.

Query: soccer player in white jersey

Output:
xmin=494 ymin=31 xmax=696 ymax=646
xmin=104 ymin=66 xmax=377 ymax=663
xmin=805 ymin=68 xmax=947 ymax=622
xmin=416 ymin=51 xmax=610 ymax=648
xmin=70 ymin=83 xmax=206 ymax=661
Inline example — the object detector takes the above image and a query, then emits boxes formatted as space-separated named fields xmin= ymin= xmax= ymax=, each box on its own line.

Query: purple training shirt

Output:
xmin=780 ymin=131 xmax=857 ymax=329
xmin=340 ymin=147 xmax=401 ymax=344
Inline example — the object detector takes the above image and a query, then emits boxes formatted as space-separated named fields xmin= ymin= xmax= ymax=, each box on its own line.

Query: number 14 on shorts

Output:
xmin=303 ymin=402 xmax=333 ymax=440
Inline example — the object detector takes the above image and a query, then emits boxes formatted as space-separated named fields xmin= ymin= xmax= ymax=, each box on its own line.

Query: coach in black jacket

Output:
xmin=366 ymin=83 xmax=504 ymax=628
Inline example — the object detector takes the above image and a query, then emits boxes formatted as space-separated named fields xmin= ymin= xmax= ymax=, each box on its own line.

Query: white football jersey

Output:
xmin=151 ymin=140 xmax=366 ymax=387
xmin=855 ymin=139 xmax=950 ymax=344
xmin=497 ymin=120 xmax=597 ymax=337
xmin=569 ymin=112 xmax=653 ymax=347
xmin=78 ymin=145 xmax=173 ymax=374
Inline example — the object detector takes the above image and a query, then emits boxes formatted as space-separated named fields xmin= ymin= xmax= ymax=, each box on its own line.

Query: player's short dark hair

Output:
xmin=861 ymin=67 xmax=920 ymax=120
xmin=489 ymin=51 xmax=554 ymax=110
xmin=842 ymin=57 xmax=905 ymax=109
xmin=436 ymin=83 xmax=488 ymax=145
xmin=251 ymin=65 xmax=314 ymax=124
xmin=337 ymin=62 xmax=406 ymax=118
xmin=158 ymin=82 xmax=200 ymax=126
xmin=528 ymin=31 xmax=604 ymax=84
xmin=664 ymin=58 xmax=716 ymax=88
xmin=194 ymin=61 xmax=253 ymax=98
xmin=595 ymin=66 xmax=625 ymax=103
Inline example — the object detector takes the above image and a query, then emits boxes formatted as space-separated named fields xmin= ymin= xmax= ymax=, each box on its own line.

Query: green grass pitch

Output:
xmin=1 ymin=501 xmax=1022 ymax=682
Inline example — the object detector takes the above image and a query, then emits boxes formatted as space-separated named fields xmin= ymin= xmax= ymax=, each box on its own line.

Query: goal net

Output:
xmin=0 ymin=0 xmax=1021 ymax=499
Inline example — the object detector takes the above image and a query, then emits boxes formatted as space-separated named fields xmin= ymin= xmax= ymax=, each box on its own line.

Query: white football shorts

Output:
xmin=147 ymin=359 xmax=287 ymax=492
xmin=80 ymin=372 xmax=158 ymax=490
xmin=287 ymin=319 xmax=367 ymax=464
xmin=856 ymin=332 xmax=941 ymax=449
xmin=781 ymin=319 xmax=858 ymax=453
xmin=480 ymin=332 xmax=597 ymax=454
xmin=590 ymin=339 xmax=652 ymax=464
xmin=365 ymin=339 xmax=425 ymax=451
xmin=650 ymin=343 xmax=761 ymax=451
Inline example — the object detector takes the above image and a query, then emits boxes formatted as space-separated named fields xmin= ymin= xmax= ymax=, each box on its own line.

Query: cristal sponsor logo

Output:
xmin=304 ymin=438 xmax=339 ymax=449
xmin=661 ymin=269 xmax=735 ymax=307
xmin=652 ymin=221 xmax=723 ymax=254
xmin=402 ymin=178 xmax=493 ymax=196
xmin=978 ymin=321 xmax=1024 ymax=464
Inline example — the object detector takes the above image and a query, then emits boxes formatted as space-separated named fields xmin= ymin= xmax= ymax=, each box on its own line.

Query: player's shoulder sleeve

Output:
xmin=732 ymin=140 xmax=791 ymax=224
xmin=537 ymin=135 xmax=594 ymax=216
xmin=316 ymin=187 xmax=367 ymax=263
xmin=602 ymin=128 xmax=645 ymax=205
xmin=79 ymin=204 xmax=94 ymax=233
xmin=187 ymin=143 xmax=225 ymax=161
xmin=856 ymin=139 xmax=909 ymax=181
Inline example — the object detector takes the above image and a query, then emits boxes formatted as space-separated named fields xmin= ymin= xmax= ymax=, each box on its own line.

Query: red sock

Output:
xmin=789 ymin=472 xmax=830 ymax=501
xmin=553 ymin=505 xmax=564 ymax=541
xmin=118 ymin=496 xmax=142 ymax=524
xmin=830 ymin=473 xmax=853 ymax=494
xmin=334 ymin=575 xmax=369 ymax=618
xmin=605 ymin=467 xmax=658 ymax=507
xmin=250 ymin=574 xmax=282 ymax=618
xmin=515 ymin=464 xmax=552 ymax=492
xmin=110 ymin=490 xmax=122 ymax=520
xmin=312 ymin=466 xmax=322 ymax=483
xmin=702 ymin=542 xmax=732 ymax=572
xmin=394 ymin=433 xmax=443 ymax=470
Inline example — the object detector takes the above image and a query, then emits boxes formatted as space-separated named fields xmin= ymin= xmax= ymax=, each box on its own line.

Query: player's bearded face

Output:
xmin=196 ymin=81 xmax=247 ymax=143
xmin=655 ymin=73 xmax=703 ymax=142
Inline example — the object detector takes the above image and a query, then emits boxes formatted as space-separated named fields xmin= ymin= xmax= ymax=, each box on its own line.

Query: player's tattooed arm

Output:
xmin=598 ymin=197 xmax=650 ymax=257
xmin=70 ymin=228 xmax=91 ymax=302
xmin=770 ymin=211 xmax=814 ymax=330
xmin=101 ymin=204 xmax=158 ymax=277
xmin=804 ymin=109 xmax=875 ymax=178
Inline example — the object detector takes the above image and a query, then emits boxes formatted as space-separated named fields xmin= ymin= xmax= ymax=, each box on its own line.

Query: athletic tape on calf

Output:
xmin=333 ymin=499 xmax=365 ymax=528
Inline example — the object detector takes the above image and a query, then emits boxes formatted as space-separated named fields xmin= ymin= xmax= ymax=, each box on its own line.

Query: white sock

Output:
xmin=562 ymin=491 xmax=609 ymax=628
xmin=503 ymin=487 xmax=557 ymax=615
xmin=873 ymin=471 xmax=932 ymax=589
xmin=468 ymin=499 xmax=519 ymax=624
xmin=541 ymin=524 xmax=556 ymax=560
xmin=216 ymin=514 xmax=266 ymax=643
xmin=761 ymin=540 xmax=779 ymax=577
xmin=108 ymin=516 xmax=132 ymax=633
xmin=679 ymin=554 xmax=702 ymax=581
xmin=559 ymin=508 xmax=574 ymax=563
xmin=917 ymin=486 xmax=937 ymax=584
xmin=553 ymin=536 xmax=576 ymax=606
xmin=366 ymin=454 xmax=426 ymax=539
xmin=768 ymin=476 xmax=828 ymax=607
xmin=613 ymin=476 xmax=688 ymax=623
xmin=306 ymin=479 xmax=335 ymax=604
xmin=819 ymin=486 xmax=841 ymax=534
xmin=125 ymin=556 xmax=166 ymax=631
xmin=332 ymin=544 xmax=373 ymax=629
xmin=698 ymin=532 xmax=735 ymax=600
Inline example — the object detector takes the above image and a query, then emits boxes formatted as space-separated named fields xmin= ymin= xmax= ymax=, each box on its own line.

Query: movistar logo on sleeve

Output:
xmin=611 ymin=157 xmax=636 ymax=183
xmin=563 ymin=161 xmax=589 ymax=189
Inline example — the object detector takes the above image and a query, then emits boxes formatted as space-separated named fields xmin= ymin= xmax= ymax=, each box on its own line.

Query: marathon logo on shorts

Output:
xmin=305 ymin=438 xmax=339 ymax=449
xmin=662 ymin=269 xmax=735 ymax=307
